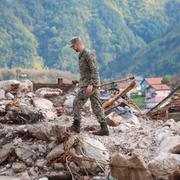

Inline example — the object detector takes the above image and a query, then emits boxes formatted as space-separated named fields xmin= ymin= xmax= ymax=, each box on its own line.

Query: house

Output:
xmin=141 ymin=77 xmax=171 ymax=108
xmin=141 ymin=77 xmax=163 ymax=92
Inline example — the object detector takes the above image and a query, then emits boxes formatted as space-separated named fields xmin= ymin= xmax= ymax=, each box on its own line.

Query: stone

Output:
xmin=6 ymin=92 xmax=14 ymax=100
xmin=16 ymin=80 xmax=33 ymax=97
xmin=0 ymin=176 xmax=20 ymax=180
xmin=138 ymin=136 xmax=152 ymax=149
xmin=78 ymin=136 xmax=109 ymax=172
xmin=35 ymin=88 xmax=63 ymax=98
xmin=17 ymin=171 xmax=31 ymax=180
xmin=157 ymin=136 xmax=180 ymax=154
xmin=155 ymin=127 xmax=173 ymax=143
xmin=12 ymin=162 xmax=26 ymax=173
xmin=46 ymin=143 xmax=64 ymax=162
xmin=128 ymin=115 xmax=140 ymax=127
xmin=148 ymin=153 xmax=180 ymax=179
xmin=33 ymin=97 xmax=54 ymax=109
xmin=0 ymin=89 xmax=5 ymax=99
xmin=15 ymin=145 xmax=35 ymax=166
xmin=64 ymin=95 xmax=75 ymax=108
xmin=110 ymin=152 xmax=152 ymax=180
xmin=53 ymin=162 xmax=64 ymax=170
xmin=69 ymin=162 xmax=80 ymax=172
xmin=26 ymin=124 xmax=50 ymax=141
xmin=33 ymin=97 xmax=57 ymax=119
xmin=0 ymin=143 xmax=14 ymax=165
xmin=164 ymin=119 xmax=180 ymax=132
xmin=0 ymin=80 xmax=20 ymax=92
xmin=106 ymin=112 xmax=122 ymax=126
xmin=38 ymin=178 xmax=48 ymax=180
xmin=36 ymin=159 xmax=47 ymax=168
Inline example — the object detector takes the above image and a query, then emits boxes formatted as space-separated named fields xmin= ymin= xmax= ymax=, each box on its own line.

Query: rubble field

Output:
xmin=0 ymin=80 xmax=179 ymax=180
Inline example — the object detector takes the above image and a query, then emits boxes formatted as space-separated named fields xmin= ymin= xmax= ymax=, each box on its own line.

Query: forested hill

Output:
xmin=0 ymin=0 xmax=180 ymax=79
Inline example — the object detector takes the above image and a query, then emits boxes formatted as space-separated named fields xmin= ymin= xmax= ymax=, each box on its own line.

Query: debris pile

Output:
xmin=147 ymin=85 xmax=180 ymax=121
xmin=0 ymin=79 xmax=179 ymax=180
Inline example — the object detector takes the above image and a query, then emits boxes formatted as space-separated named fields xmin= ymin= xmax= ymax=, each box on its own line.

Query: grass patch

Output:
xmin=131 ymin=95 xmax=145 ymax=109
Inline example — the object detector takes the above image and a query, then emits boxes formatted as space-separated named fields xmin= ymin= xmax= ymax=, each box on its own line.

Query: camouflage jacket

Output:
xmin=78 ymin=48 xmax=100 ymax=88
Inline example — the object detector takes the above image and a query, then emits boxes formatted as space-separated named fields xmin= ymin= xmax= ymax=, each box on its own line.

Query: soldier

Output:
xmin=69 ymin=37 xmax=109 ymax=136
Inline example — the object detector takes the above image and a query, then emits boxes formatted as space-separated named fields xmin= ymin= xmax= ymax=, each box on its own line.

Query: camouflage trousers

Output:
xmin=73 ymin=87 xmax=105 ymax=124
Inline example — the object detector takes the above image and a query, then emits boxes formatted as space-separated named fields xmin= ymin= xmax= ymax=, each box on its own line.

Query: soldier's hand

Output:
xmin=86 ymin=84 xmax=93 ymax=95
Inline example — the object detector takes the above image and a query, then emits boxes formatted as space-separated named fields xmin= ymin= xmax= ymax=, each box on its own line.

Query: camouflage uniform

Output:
xmin=73 ymin=48 xmax=105 ymax=124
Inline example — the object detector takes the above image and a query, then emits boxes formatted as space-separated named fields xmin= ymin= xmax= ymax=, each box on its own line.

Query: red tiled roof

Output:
xmin=145 ymin=77 xmax=163 ymax=85
xmin=118 ymin=82 xmax=130 ymax=89
xmin=151 ymin=84 xmax=171 ymax=90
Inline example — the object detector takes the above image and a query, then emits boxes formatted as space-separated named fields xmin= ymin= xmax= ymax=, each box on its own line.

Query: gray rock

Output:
xmin=0 ymin=80 xmax=20 ymax=91
xmin=0 ymin=89 xmax=5 ymax=99
xmin=15 ymin=145 xmax=35 ymax=166
xmin=106 ymin=112 xmax=122 ymax=126
xmin=6 ymin=92 xmax=14 ymax=99
xmin=157 ymin=136 xmax=180 ymax=154
xmin=148 ymin=152 xmax=180 ymax=179
xmin=16 ymin=80 xmax=33 ymax=97
xmin=33 ymin=97 xmax=57 ymax=119
xmin=0 ymin=143 xmax=14 ymax=165
xmin=0 ymin=176 xmax=20 ymax=180
xmin=12 ymin=162 xmax=26 ymax=173
xmin=46 ymin=143 xmax=64 ymax=162
xmin=110 ymin=152 xmax=152 ymax=180
xmin=36 ymin=159 xmax=47 ymax=168
xmin=53 ymin=162 xmax=64 ymax=170
xmin=35 ymin=88 xmax=63 ymax=98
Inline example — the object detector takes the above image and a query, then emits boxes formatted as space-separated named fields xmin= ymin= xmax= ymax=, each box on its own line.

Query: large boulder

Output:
xmin=157 ymin=136 xmax=180 ymax=154
xmin=78 ymin=136 xmax=109 ymax=173
xmin=148 ymin=153 xmax=180 ymax=179
xmin=110 ymin=152 xmax=152 ymax=180
xmin=33 ymin=97 xmax=57 ymax=120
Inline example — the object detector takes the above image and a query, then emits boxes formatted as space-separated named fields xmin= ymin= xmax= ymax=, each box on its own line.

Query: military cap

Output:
xmin=70 ymin=37 xmax=81 ymax=47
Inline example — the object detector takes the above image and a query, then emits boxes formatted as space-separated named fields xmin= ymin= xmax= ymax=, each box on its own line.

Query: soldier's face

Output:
xmin=72 ymin=43 xmax=80 ymax=52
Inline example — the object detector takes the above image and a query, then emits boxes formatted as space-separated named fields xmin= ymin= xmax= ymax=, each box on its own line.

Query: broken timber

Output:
xmin=103 ymin=81 xmax=136 ymax=109
xmin=146 ymin=84 xmax=180 ymax=120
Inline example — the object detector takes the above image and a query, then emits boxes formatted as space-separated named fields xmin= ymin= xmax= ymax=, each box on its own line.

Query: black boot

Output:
xmin=69 ymin=120 xmax=80 ymax=133
xmin=93 ymin=122 xmax=109 ymax=136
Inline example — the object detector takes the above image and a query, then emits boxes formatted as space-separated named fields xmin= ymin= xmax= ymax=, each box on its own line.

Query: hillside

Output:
xmin=0 ymin=0 xmax=179 ymax=78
